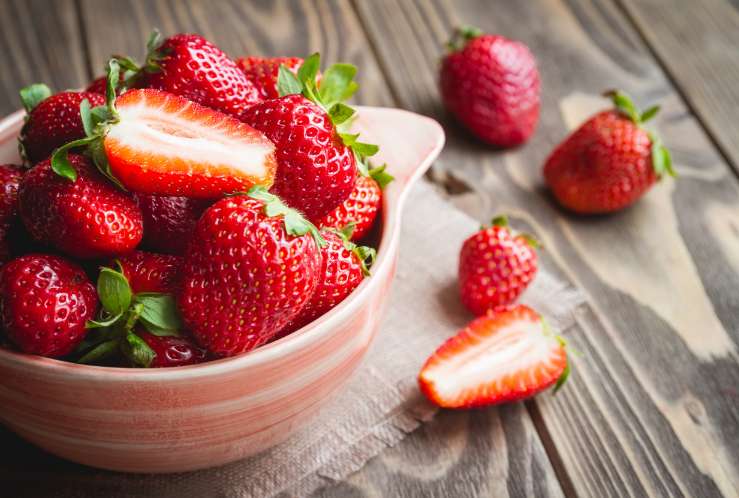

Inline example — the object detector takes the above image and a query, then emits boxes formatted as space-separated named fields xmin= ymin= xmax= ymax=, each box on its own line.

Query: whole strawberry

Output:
xmin=241 ymin=53 xmax=378 ymax=221
xmin=237 ymin=56 xmax=305 ymax=100
xmin=440 ymin=26 xmax=540 ymax=147
xmin=317 ymin=164 xmax=393 ymax=241
xmin=117 ymin=250 xmax=182 ymax=294
xmin=134 ymin=194 xmax=210 ymax=254
xmin=138 ymin=330 xmax=207 ymax=367
xmin=459 ymin=215 xmax=538 ymax=316
xmin=138 ymin=32 xmax=260 ymax=116
xmin=276 ymin=228 xmax=375 ymax=339
xmin=0 ymin=254 xmax=98 ymax=357
xmin=18 ymin=154 xmax=143 ymax=259
xmin=180 ymin=187 xmax=322 ymax=356
xmin=0 ymin=164 xmax=23 ymax=264
xmin=18 ymin=85 xmax=105 ymax=164
xmin=544 ymin=90 xmax=674 ymax=214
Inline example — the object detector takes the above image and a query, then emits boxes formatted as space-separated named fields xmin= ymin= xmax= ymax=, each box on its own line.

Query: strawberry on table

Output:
xmin=179 ymin=186 xmax=323 ymax=356
xmin=544 ymin=90 xmax=674 ymax=214
xmin=116 ymin=250 xmax=182 ymax=294
xmin=134 ymin=194 xmax=210 ymax=254
xmin=18 ymin=154 xmax=143 ymax=259
xmin=317 ymin=164 xmax=393 ymax=241
xmin=0 ymin=164 xmax=23 ymax=264
xmin=138 ymin=330 xmax=207 ymax=368
xmin=241 ymin=53 xmax=379 ymax=221
xmin=440 ymin=26 xmax=540 ymax=147
xmin=459 ymin=215 xmax=538 ymax=316
xmin=418 ymin=305 xmax=569 ymax=409
xmin=0 ymin=254 xmax=98 ymax=357
xmin=237 ymin=56 xmax=305 ymax=100
xmin=18 ymin=84 xmax=105 ymax=164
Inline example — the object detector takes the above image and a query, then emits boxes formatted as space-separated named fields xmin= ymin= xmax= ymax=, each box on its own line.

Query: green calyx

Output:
xmin=328 ymin=225 xmax=376 ymax=277
xmin=361 ymin=162 xmax=394 ymax=189
xmin=19 ymin=83 xmax=52 ymax=113
xmin=604 ymin=89 xmax=676 ymax=180
xmin=541 ymin=318 xmax=571 ymax=394
xmin=486 ymin=214 xmax=541 ymax=249
xmin=247 ymin=185 xmax=326 ymax=247
xmin=276 ymin=52 xmax=380 ymax=168
xmin=75 ymin=263 xmax=184 ymax=367
xmin=446 ymin=25 xmax=483 ymax=52
xmin=111 ymin=29 xmax=167 ymax=90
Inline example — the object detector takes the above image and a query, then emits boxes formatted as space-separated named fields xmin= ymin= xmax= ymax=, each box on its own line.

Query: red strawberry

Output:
xmin=418 ymin=305 xmax=568 ymax=408
xmin=440 ymin=27 xmax=540 ymax=147
xmin=134 ymin=194 xmax=210 ymax=254
xmin=140 ymin=33 xmax=260 ymax=116
xmin=276 ymin=229 xmax=375 ymax=339
xmin=18 ymin=154 xmax=143 ymax=258
xmin=19 ymin=84 xmax=105 ymax=164
xmin=0 ymin=164 xmax=23 ymax=264
xmin=0 ymin=254 xmax=98 ymax=357
xmin=117 ymin=250 xmax=182 ymax=294
xmin=317 ymin=165 xmax=392 ymax=240
xmin=139 ymin=330 xmax=207 ymax=367
xmin=85 ymin=72 xmax=126 ymax=95
xmin=180 ymin=187 xmax=322 ymax=356
xmin=237 ymin=56 xmax=304 ymax=100
xmin=459 ymin=215 xmax=538 ymax=316
xmin=99 ymin=88 xmax=277 ymax=198
xmin=544 ymin=91 xmax=674 ymax=214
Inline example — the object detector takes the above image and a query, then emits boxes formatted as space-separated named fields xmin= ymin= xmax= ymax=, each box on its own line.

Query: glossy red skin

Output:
xmin=179 ymin=195 xmax=321 ymax=356
xmin=20 ymin=91 xmax=105 ymax=164
xmin=144 ymin=34 xmax=260 ymax=116
xmin=0 ymin=165 xmax=23 ymax=264
xmin=241 ymin=94 xmax=357 ymax=222
xmin=276 ymin=231 xmax=365 ymax=339
xmin=317 ymin=175 xmax=381 ymax=241
xmin=116 ymin=250 xmax=182 ymax=294
xmin=134 ymin=194 xmax=210 ymax=254
xmin=139 ymin=331 xmax=207 ymax=368
xmin=544 ymin=110 xmax=656 ymax=214
xmin=18 ymin=154 xmax=143 ymax=259
xmin=440 ymin=34 xmax=540 ymax=147
xmin=0 ymin=254 xmax=98 ymax=357
xmin=237 ymin=56 xmax=304 ymax=100
xmin=458 ymin=225 xmax=537 ymax=316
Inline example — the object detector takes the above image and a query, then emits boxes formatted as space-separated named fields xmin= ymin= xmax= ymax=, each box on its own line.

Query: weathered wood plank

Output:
xmin=0 ymin=0 xmax=89 ymax=115
xmin=617 ymin=0 xmax=739 ymax=173
xmin=353 ymin=0 xmax=739 ymax=496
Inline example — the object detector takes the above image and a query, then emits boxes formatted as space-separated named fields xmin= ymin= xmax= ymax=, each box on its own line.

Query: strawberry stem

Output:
xmin=446 ymin=25 xmax=483 ymax=52
xmin=247 ymin=185 xmax=326 ymax=247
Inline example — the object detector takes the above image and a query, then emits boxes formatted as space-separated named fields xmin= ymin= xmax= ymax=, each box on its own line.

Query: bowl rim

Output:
xmin=0 ymin=106 xmax=445 ymax=381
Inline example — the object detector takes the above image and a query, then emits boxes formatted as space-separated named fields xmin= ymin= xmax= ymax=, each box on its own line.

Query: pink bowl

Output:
xmin=0 ymin=106 xmax=444 ymax=473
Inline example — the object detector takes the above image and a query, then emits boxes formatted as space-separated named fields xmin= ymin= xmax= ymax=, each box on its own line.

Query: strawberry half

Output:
xmin=418 ymin=305 xmax=568 ymax=408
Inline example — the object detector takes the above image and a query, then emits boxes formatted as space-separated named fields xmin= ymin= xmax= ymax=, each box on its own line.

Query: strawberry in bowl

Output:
xmin=0 ymin=32 xmax=445 ymax=473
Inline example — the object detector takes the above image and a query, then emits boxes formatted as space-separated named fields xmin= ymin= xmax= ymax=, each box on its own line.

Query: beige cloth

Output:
xmin=49 ymin=180 xmax=585 ymax=497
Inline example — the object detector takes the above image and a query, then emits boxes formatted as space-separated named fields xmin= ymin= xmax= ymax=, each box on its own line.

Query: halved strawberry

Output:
xmin=418 ymin=305 xmax=568 ymax=408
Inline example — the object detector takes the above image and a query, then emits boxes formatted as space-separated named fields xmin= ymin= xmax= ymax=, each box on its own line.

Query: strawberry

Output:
xmin=0 ymin=164 xmax=24 ymax=264
xmin=440 ymin=26 xmax=540 ymax=147
xmin=544 ymin=91 xmax=674 ymax=214
xmin=18 ymin=84 xmax=105 ymax=164
xmin=125 ymin=31 xmax=260 ymax=116
xmin=138 ymin=330 xmax=207 ymax=367
xmin=241 ymin=53 xmax=379 ymax=221
xmin=85 ymin=72 xmax=126 ymax=95
xmin=458 ymin=215 xmax=538 ymax=316
xmin=116 ymin=250 xmax=182 ymax=294
xmin=317 ymin=164 xmax=393 ymax=241
xmin=276 ymin=228 xmax=375 ymax=339
xmin=134 ymin=194 xmax=210 ymax=254
xmin=237 ymin=56 xmax=305 ymax=100
xmin=0 ymin=254 xmax=98 ymax=357
xmin=179 ymin=186 xmax=323 ymax=356
xmin=418 ymin=305 xmax=569 ymax=408
xmin=18 ymin=154 xmax=143 ymax=259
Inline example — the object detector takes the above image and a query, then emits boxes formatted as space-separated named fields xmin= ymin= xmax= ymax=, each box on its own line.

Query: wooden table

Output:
xmin=1 ymin=1 xmax=737 ymax=496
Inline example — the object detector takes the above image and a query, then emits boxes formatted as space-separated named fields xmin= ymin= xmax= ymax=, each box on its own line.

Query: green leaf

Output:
xmin=247 ymin=185 xmax=326 ymax=247
xmin=89 ymin=139 xmax=126 ymax=190
xmin=553 ymin=354 xmax=570 ymax=394
xmin=115 ymin=55 xmax=140 ymax=73
xmin=77 ymin=339 xmax=120 ymax=364
xmin=297 ymin=53 xmax=321 ymax=87
xmin=97 ymin=266 xmax=132 ymax=316
xmin=135 ymin=293 xmax=183 ymax=336
xmin=354 ymin=244 xmax=376 ymax=277
xmin=491 ymin=215 xmax=509 ymax=228
xmin=90 ymin=105 xmax=113 ymax=125
xmin=121 ymin=331 xmax=155 ymax=367
xmin=351 ymin=141 xmax=379 ymax=157
xmin=328 ymin=103 xmax=355 ymax=126
xmin=277 ymin=64 xmax=303 ymax=97
xmin=640 ymin=105 xmax=660 ymax=123
xmin=49 ymin=137 xmax=95 ymax=181
xmin=606 ymin=90 xmax=640 ymax=123
xmin=355 ymin=154 xmax=370 ymax=177
xmin=368 ymin=164 xmax=394 ymax=189
xmin=146 ymin=29 xmax=164 ymax=54
xmin=80 ymin=99 xmax=93 ymax=137
xmin=86 ymin=312 xmax=123 ymax=329
xmin=446 ymin=25 xmax=483 ymax=51
xmin=339 ymin=133 xmax=359 ymax=147
xmin=105 ymin=59 xmax=120 ymax=116
xmin=319 ymin=63 xmax=358 ymax=107
xmin=19 ymin=83 xmax=52 ymax=113
xmin=340 ymin=222 xmax=356 ymax=240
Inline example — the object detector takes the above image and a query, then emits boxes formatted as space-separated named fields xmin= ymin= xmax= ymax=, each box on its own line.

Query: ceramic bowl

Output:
xmin=0 ymin=106 xmax=444 ymax=473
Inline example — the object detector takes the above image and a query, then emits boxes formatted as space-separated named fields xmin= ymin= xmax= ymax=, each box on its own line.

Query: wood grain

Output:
xmin=617 ymin=0 xmax=739 ymax=173
xmin=353 ymin=0 xmax=739 ymax=496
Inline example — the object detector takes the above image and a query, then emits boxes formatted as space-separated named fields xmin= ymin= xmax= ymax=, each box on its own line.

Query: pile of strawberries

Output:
xmin=0 ymin=31 xmax=390 ymax=367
